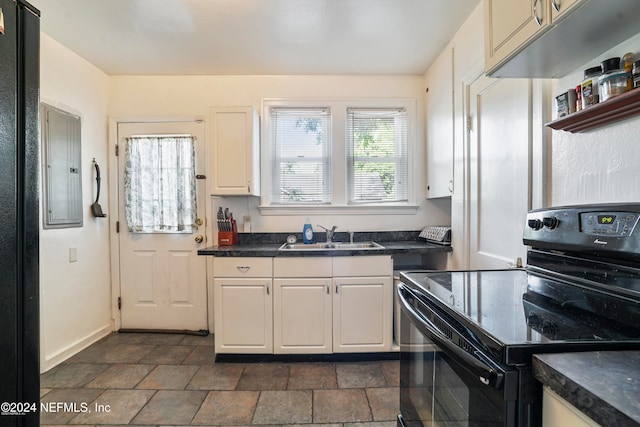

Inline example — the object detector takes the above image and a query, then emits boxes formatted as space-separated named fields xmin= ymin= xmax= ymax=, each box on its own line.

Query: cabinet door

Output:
xmin=213 ymin=278 xmax=272 ymax=353
xmin=542 ymin=387 xmax=601 ymax=427
xmin=273 ymin=278 xmax=332 ymax=354
xmin=484 ymin=0 xmax=549 ymax=73
xmin=549 ymin=0 xmax=582 ymax=23
xmin=210 ymin=106 xmax=260 ymax=196
xmin=426 ymin=46 xmax=454 ymax=199
xmin=333 ymin=276 xmax=392 ymax=353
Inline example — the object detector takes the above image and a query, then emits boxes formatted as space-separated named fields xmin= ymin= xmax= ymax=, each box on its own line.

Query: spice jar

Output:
xmin=581 ymin=66 xmax=601 ymax=109
xmin=633 ymin=60 xmax=640 ymax=89
xmin=622 ymin=52 xmax=635 ymax=91
xmin=575 ymin=85 xmax=582 ymax=112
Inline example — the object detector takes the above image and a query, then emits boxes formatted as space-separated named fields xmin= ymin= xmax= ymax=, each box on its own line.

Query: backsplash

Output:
xmin=238 ymin=230 xmax=422 ymax=245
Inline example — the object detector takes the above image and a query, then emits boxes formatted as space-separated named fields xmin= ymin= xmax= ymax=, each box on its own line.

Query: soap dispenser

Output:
xmin=303 ymin=218 xmax=314 ymax=244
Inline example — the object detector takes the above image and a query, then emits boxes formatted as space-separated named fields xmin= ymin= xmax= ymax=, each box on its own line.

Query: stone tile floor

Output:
xmin=40 ymin=332 xmax=399 ymax=426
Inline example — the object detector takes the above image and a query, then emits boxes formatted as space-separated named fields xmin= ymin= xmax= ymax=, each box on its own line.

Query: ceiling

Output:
xmin=29 ymin=0 xmax=480 ymax=76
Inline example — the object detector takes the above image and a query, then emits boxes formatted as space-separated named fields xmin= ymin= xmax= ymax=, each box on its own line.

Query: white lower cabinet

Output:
xmin=214 ymin=278 xmax=273 ymax=354
xmin=273 ymin=278 xmax=332 ymax=353
xmin=213 ymin=257 xmax=273 ymax=354
xmin=273 ymin=258 xmax=332 ymax=354
xmin=542 ymin=387 xmax=602 ymax=427
xmin=333 ymin=256 xmax=393 ymax=352
xmin=213 ymin=255 xmax=392 ymax=354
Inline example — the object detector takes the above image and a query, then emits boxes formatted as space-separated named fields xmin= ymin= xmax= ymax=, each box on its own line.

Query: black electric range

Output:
xmin=398 ymin=204 xmax=640 ymax=427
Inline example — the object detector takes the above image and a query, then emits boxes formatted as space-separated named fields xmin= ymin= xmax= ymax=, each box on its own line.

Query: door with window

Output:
xmin=117 ymin=121 xmax=207 ymax=330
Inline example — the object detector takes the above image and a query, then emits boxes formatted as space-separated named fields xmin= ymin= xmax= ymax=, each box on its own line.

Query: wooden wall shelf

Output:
xmin=546 ymin=87 xmax=640 ymax=133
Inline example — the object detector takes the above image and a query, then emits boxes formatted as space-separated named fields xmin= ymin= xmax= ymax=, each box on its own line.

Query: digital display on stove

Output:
xmin=597 ymin=215 xmax=616 ymax=224
xmin=580 ymin=212 xmax=639 ymax=236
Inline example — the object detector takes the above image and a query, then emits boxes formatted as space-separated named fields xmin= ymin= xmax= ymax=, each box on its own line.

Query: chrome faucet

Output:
xmin=317 ymin=224 xmax=337 ymax=242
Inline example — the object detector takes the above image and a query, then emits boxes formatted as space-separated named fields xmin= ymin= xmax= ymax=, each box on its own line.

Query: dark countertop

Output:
xmin=197 ymin=231 xmax=452 ymax=257
xmin=198 ymin=239 xmax=452 ymax=257
xmin=533 ymin=351 xmax=640 ymax=427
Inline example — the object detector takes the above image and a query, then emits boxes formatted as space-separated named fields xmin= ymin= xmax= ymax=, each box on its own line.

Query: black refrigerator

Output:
xmin=0 ymin=1 xmax=40 ymax=426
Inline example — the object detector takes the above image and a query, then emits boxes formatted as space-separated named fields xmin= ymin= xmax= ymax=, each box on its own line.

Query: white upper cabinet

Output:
xmin=484 ymin=0 xmax=550 ymax=75
xmin=209 ymin=106 xmax=260 ymax=196
xmin=426 ymin=46 xmax=454 ymax=199
xmin=485 ymin=0 xmax=640 ymax=78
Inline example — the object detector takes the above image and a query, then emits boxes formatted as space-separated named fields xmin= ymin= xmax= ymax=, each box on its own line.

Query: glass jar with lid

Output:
xmin=599 ymin=57 xmax=629 ymax=102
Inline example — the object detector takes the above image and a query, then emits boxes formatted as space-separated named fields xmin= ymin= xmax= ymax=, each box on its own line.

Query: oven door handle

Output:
xmin=398 ymin=283 xmax=505 ymax=389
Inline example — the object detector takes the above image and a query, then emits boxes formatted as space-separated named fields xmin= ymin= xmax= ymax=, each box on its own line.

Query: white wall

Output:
xmin=40 ymin=34 xmax=112 ymax=371
xmin=109 ymin=75 xmax=452 ymax=234
xmin=551 ymin=32 xmax=640 ymax=206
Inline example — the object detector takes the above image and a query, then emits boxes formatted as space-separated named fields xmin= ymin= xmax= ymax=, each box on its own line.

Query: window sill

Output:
xmin=258 ymin=204 xmax=420 ymax=216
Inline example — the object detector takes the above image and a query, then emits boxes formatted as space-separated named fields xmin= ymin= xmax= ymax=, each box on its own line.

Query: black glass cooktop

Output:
xmin=400 ymin=269 xmax=640 ymax=365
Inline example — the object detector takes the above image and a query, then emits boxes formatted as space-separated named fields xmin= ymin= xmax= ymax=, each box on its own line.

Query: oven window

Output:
xmin=399 ymin=301 xmax=512 ymax=427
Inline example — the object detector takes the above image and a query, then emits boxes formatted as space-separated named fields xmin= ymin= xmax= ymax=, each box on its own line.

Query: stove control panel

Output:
xmin=580 ymin=212 xmax=639 ymax=237
xmin=523 ymin=204 xmax=640 ymax=258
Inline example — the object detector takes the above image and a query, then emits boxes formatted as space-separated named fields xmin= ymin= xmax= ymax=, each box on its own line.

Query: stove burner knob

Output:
xmin=527 ymin=313 xmax=541 ymax=327
xmin=542 ymin=216 xmax=559 ymax=229
xmin=528 ymin=219 xmax=543 ymax=230
xmin=541 ymin=320 xmax=557 ymax=339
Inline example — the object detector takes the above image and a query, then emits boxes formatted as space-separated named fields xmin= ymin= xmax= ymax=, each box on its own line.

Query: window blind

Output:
xmin=346 ymin=108 xmax=408 ymax=203
xmin=268 ymin=107 xmax=332 ymax=204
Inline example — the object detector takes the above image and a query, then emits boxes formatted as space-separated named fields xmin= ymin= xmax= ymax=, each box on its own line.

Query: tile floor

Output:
xmin=40 ymin=332 xmax=399 ymax=426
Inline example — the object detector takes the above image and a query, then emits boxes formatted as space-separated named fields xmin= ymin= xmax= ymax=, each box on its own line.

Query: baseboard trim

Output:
xmin=215 ymin=351 xmax=400 ymax=363
xmin=41 ymin=324 xmax=113 ymax=373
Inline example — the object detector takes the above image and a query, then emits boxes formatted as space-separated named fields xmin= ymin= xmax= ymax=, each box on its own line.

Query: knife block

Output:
xmin=218 ymin=231 xmax=237 ymax=246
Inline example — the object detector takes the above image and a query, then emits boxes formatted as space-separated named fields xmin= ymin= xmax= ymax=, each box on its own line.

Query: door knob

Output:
xmin=195 ymin=235 xmax=204 ymax=244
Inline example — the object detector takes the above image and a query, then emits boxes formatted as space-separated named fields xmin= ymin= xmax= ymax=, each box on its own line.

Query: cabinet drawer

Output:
xmin=332 ymin=256 xmax=392 ymax=277
xmin=274 ymin=257 xmax=332 ymax=277
xmin=214 ymin=257 xmax=273 ymax=277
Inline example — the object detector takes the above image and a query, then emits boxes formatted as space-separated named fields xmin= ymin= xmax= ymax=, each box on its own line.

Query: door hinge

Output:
xmin=466 ymin=115 xmax=473 ymax=133
xmin=117 ymin=297 xmax=121 ymax=310
xmin=115 ymin=144 xmax=119 ymax=156
xmin=116 ymin=221 xmax=120 ymax=233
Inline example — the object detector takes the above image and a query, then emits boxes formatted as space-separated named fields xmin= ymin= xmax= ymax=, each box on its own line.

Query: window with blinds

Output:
xmin=347 ymin=108 xmax=408 ymax=203
xmin=268 ymin=107 xmax=332 ymax=204
xmin=262 ymin=98 xmax=415 ymax=211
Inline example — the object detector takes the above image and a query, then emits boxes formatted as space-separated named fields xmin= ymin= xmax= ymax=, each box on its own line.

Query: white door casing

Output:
xmin=116 ymin=121 xmax=207 ymax=330
xmin=468 ymin=75 xmax=531 ymax=269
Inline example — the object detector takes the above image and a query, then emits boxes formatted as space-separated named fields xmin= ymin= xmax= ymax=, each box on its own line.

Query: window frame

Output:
xmin=260 ymin=98 xmax=418 ymax=215
xmin=346 ymin=107 xmax=409 ymax=205
xmin=268 ymin=106 xmax=333 ymax=205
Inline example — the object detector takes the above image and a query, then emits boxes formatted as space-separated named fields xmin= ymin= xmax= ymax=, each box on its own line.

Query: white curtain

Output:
xmin=124 ymin=135 xmax=197 ymax=233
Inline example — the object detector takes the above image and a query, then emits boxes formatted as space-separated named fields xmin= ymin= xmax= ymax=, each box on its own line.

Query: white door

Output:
xmin=468 ymin=76 xmax=530 ymax=269
xmin=117 ymin=121 xmax=207 ymax=330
